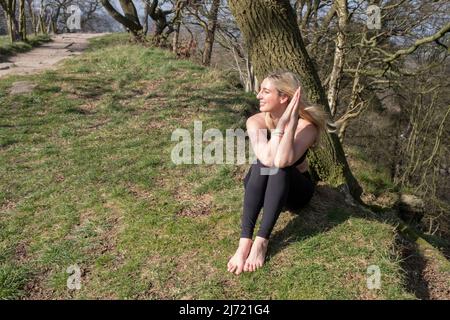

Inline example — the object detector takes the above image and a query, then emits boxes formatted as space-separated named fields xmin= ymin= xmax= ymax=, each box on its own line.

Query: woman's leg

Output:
xmin=244 ymin=164 xmax=293 ymax=272
xmin=241 ymin=160 xmax=271 ymax=239
xmin=228 ymin=160 xmax=269 ymax=275
xmin=285 ymin=170 xmax=314 ymax=211
xmin=256 ymin=166 xmax=291 ymax=239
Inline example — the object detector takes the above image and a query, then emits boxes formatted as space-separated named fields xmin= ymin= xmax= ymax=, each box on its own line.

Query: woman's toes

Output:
xmin=228 ymin=262 xmax=235 ymax=273
xmin=235 ymin=265 xmax=243 ymax=275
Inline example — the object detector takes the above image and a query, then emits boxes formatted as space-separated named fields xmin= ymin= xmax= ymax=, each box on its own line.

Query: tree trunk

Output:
xmin=18 ymin=0 xmax=26 ymax=40
xmin=143 ymin=3 xmax=149 ymax=35
xmin=228 ymin=0 xmax=362 ymax=200
xmin=26 ymin=0 xmax=37 ymax=35
xmin=172 ymin=21 xmax=180 ymax=53
xmin=171 ymin=0 xmax=186 ymax=53
xmin=118 ymin=0 xmax=141 ymax=28
xmin=101 ymin=0 xmax=143 ymax=39
xmin=202 ymin=0 xmax=220 ymax=66
xmin=327 ymin=0 xmax=348 ymax=117
xmin=1 ymin=0 xmax=20 ymax=42
xmin=39 ymin=13 xmax=46 ymax=34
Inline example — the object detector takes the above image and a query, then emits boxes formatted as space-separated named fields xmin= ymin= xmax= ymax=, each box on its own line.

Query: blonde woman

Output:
xmin=227 ymin=71 xmax=327 ymax=275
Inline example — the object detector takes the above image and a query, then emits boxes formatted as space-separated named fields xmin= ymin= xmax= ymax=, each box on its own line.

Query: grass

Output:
xmin=0 ymin=34 xmax=52 ymax=62
xmin=345 ymin=145 xmax=398 ymax=197
xmin=0 ymin=33 xmax=418 ymax=299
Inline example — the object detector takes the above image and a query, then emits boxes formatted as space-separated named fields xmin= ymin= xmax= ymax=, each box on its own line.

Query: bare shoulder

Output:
xmin=297 ymin=118 xmax=317 ymax=132
xmin=246 ymin=113 xmax=266 ymax=129
xmin=295 ymin=119 xmax=318 ymax=142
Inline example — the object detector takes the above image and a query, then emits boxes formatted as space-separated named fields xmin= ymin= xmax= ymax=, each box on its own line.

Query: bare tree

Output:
xmin=0 ymin=0 xmax=20 ymax=42
xmin=101 ymin=0 xmax=143 ymax=39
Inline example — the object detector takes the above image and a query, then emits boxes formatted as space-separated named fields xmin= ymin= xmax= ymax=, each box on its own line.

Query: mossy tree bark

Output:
xmin=228 ymin=0 xmax=362 ymax=200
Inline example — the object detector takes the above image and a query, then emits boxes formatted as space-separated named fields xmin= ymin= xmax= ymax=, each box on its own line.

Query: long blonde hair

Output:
xmin=263 ymin=71 xmax=328 ymax=147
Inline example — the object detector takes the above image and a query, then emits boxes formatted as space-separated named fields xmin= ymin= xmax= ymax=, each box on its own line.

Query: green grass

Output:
xmin=345 ymin=145 xmax=398 ymax=197
xmin=0 ymin=33 xmax=417 ymax=299
xmin=0 ymin=34 xmax=52 ymax=61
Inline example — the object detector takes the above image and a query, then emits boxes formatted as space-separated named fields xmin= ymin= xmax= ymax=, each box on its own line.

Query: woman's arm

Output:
xmin=273 ymin=87 xmax=317 ymax=168
xmin=246 ymin=116 xmax=283 ymax=167
xmin=273 ymin=124 xmax=317 ymax=168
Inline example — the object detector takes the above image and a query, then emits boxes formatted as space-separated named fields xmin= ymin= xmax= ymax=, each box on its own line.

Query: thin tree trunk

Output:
xmin=327 ymin=0 xmax=348 ymax=117
xmin=228 ymin=0 xmax=362 ymax=200
xmin=202 ymin=0 xmax=220 ymax=66
xmin=1 ymin=0 xmax=20 ymax=42
xmin=172 ymin=0 xmax=186 ymax=53
xmin=143 ymin=3 xmax=149 ymax=35
xmin=26 ymin=0 xmax=37 ymax=35
xmin=18 ymin=0 xmax=26 ymax=40
xmin=172 ymin=21 xmax=180 ymax=53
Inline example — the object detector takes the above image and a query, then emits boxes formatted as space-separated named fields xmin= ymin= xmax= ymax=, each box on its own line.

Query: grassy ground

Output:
xmin=0 ymin=33 xmax=419 ymax=299
xmin=0 ymin=34 xmax=52 ymax=62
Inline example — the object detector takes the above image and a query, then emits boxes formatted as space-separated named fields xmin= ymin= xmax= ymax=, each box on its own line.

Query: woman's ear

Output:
xmin=279 ymin=94 xmax=289 ymax=105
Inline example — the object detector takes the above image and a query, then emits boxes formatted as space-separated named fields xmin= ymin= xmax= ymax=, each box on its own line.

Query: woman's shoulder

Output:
xmin=298 ymin=118 xmax=317 ymax=132
xmin=247 ymin=113 xmax=267 ymax=129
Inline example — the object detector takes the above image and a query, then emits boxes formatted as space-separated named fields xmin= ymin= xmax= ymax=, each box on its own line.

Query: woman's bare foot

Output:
xmin=227 ymin=238 xmax=253 ymax=275
xmin=244 ymin=236 xmax=269 ymax=272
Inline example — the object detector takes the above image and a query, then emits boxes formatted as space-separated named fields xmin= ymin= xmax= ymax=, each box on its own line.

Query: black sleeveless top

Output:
xmin=267 ymin=130 xmax=308 ymax=167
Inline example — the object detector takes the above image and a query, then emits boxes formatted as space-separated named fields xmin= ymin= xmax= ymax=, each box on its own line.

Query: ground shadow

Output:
xmin=256 ymin=182 xmax=440 ymax=299
xmin=267 ymin=183 xmax=354 ymax=260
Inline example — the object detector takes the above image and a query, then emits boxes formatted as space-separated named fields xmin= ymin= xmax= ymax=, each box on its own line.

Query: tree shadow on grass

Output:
xmin=262 ymin=183 xmax=442 ymax=299
xmin=267 ymin=183 xmax=354 ymax=259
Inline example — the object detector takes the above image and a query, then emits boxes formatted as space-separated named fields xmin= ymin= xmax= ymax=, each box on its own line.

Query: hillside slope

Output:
xmin=1 ymin=34 xmax=447 ymax=299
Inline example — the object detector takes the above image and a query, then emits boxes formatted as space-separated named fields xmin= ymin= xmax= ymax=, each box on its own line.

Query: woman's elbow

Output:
xmin=259 ymin=157 xmax=274 ymax=167
xmin=273 ymin=157 xmax=289 ymax=168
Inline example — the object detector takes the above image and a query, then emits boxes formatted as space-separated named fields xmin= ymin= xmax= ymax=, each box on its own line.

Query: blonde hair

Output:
xmin=263 ymin=71 xmax=328 ymax=147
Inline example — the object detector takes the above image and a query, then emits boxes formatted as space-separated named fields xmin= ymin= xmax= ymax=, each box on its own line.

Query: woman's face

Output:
xmin=256 ymin=78 xmax=288 ymax=113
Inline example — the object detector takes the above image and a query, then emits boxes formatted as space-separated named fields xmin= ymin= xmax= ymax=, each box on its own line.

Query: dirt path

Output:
xmin=0 ymin=33 xmax=109 ymax=78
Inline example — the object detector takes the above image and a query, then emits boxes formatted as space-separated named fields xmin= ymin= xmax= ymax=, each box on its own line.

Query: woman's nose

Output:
xmin=256 ymin=92 xmax=262 ymax=99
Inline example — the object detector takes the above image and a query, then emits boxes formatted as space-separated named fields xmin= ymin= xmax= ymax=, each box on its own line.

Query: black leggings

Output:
xmin=241 ymin=159 xmax=314 ymax=239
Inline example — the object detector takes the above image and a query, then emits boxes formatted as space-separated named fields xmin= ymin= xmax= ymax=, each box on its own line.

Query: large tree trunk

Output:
xmin=201 ymin=0 xmax=220 ymax=66
xmin=228 ymin=0 xmax=362 ymax=200
xmin=118 ymin=0 xmax=141 ymax=27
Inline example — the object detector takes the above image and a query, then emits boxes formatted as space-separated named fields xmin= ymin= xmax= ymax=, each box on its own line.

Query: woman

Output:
xmin=227 ymin=71 xmax=327 ymax=275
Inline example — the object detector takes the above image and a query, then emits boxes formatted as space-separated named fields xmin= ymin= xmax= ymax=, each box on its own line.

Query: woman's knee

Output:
xmin=266 ymin=166 xmax=292 ymax=183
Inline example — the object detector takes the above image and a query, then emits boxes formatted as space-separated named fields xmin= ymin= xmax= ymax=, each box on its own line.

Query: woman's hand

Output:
xmin=277 ymin=87 xmax=301 ymax=131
